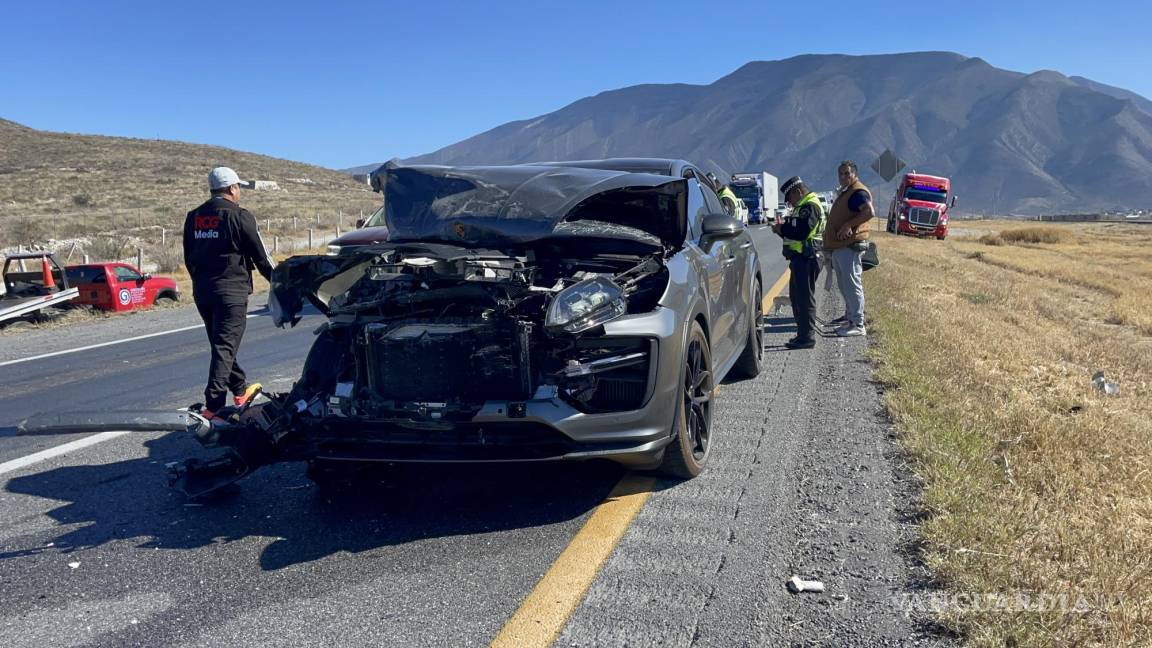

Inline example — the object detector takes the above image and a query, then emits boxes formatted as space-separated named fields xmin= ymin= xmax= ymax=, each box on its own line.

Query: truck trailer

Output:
xmin=731 ymin=172 xmax=778 ymax=224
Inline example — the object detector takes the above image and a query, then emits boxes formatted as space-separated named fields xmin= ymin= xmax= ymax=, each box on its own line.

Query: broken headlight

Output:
xmin=545 ymin=277 xmax=627 ymax=334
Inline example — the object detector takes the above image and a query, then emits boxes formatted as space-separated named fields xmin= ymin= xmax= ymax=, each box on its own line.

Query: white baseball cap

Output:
xmin=208 ymin=166 xmax=251 ymax=190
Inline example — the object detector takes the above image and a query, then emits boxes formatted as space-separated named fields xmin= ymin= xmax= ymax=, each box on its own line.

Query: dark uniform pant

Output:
xmin=788 ymin=253 xmax=821 ymax=341
xmin=194 ymin=290 xmax=249 ymax=412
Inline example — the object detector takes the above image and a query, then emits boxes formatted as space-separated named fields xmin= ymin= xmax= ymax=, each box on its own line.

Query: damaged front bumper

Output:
xmin=299 ymin=304 xmax=684 ymax=468
xmin=15 ymin=306 xmax=684 ymax=498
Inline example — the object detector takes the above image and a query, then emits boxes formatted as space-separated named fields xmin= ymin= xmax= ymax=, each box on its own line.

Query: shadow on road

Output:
xmin=2 ymin=432 xmax=627 ymax=571
xmin=762 ymin=316 xmax=797 ymax=333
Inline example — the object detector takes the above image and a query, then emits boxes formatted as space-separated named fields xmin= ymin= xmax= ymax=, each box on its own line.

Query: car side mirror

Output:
xmin=701 ymin=213 xmax=743 ymax=240
xmin=950 ymin=196 xmax=958 ymax=208
xmin=140 ymin=273 xmax=152 ymax=281
xmin=356 ymin=219 xmax=366 ymax=229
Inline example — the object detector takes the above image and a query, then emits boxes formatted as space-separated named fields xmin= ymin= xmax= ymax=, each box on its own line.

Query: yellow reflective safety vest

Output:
xmin=717 ymin=186 xmax=748 ymax=221
xmin=782 ymin=192 xmax=826 ymax=257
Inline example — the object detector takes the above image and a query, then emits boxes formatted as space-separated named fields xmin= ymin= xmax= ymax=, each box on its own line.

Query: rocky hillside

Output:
xmin=403 ymin=52 xmax=1152 ymax=215
xmin=0 ymin=118 xmax=378 ymax=247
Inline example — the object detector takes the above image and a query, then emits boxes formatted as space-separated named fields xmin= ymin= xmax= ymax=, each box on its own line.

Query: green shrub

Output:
xmin=86 ymin=236 xmax=132 ymax=262
xmin=148 ymin=244 xmax=184 ymax=273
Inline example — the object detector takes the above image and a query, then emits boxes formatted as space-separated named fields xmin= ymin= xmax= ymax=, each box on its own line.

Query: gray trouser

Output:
xmin=831 ymin=246 xmax=865 ymax=326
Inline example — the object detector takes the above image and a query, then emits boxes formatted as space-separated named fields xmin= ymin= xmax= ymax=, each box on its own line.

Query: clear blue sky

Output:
xmin=2 ymin=0 xmax=1149 ymax=169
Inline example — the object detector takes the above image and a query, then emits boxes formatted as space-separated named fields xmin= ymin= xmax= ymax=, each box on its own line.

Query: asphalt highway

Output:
xmin=0 ymin=227 xmax=949 ymax=647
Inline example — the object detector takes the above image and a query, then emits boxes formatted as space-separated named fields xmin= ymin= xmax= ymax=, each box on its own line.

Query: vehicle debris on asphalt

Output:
xmin=787 ymin=575 xmax=825 ymax=594
xmin=17 ymin=159 xmax=765 ymax=497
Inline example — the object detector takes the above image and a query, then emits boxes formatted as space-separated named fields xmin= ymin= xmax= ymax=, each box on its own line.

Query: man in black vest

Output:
xmin=183 ymin=167 xmax=274 ymax=419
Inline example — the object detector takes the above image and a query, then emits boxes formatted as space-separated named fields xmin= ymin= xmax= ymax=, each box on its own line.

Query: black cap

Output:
xmin=780 ymin=176 xmax=803 ymax=196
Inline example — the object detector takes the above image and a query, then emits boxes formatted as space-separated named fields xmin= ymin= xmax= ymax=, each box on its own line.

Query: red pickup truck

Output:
xmin=65 ymin=263 xmax=180 ymax=312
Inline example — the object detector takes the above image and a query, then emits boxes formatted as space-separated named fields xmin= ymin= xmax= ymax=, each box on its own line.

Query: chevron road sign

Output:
xmin=871 ymin=149 xmax=907 ymax=182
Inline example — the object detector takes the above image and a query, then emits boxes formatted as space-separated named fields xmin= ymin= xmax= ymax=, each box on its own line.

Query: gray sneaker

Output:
xmin=836 ymin=323 xmax=867 ymax=337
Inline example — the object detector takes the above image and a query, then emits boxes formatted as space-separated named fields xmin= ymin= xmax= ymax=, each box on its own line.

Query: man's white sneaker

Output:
xmin=836 ymin=323 xmax=866 ymax=337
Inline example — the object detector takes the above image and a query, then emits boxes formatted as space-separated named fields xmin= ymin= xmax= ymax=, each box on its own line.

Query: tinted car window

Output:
xmin=687 ymin=180 xmax=707 ymax=241
xmin=65 ymin=267 xmax=106 ymax=283
xmin=701 ymin=183 xmax=725 ymax=215
xmin=113 ymin=266 xmax=142 ymax=282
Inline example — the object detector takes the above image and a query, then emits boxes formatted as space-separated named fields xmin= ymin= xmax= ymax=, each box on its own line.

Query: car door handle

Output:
xmin=724 ymin=255 xmax=738 ymax=266
xmin=739 ymin=242 xmax=752 ymax=249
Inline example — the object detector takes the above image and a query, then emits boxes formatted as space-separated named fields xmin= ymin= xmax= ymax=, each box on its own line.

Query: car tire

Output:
xmin=936 ymin=235 xmax=946 ymax=240
xmin=657 ymin=321 xmax=713 ymax=479
xmin=729 ymin=278 xmax=763 ymax=380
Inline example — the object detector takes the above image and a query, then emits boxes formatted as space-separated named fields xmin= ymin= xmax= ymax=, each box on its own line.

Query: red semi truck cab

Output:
xmin=65 ymin=263 xmax=180 ymax=312
xmin=886 ymin=173 xmax=956 ymax=239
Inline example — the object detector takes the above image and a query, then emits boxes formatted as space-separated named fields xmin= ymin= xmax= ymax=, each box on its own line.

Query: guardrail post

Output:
xmin=274 ymin=236 xmax=279 ymax=254
xmin=161 ymin=228 xmax=166 ymax=246
xmin=137 ymin=248 xmax=144 ymax=271
xmin=308 ymin=228 xmax=314 ymax=249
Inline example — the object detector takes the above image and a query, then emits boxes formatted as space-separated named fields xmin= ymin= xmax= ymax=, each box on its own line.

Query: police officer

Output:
xmin=773 ymin=176 xmax=825 ymax=349
xmin=183 ymin=167 xmax=274 ymax=419
xmin=709 ymin=173 xmax=748 ymax=222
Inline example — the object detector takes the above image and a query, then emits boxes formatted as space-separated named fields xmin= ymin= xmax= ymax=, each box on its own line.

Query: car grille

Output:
xmin=564 ymin=338 xmax=654 ymax=413
xmin=588 ymin=376 xmax=647 ymax=411
xmin=909 ymin=207 xmax=940 ymax=227
xmin=361 ymin=319 xmax=531 ymax=403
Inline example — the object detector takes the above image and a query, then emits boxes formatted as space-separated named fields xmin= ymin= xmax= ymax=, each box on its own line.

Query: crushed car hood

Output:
xmin=369 ymin=162 xmax=688 ymax=247
xmin=269 ymin=243 xmax=524 ymax=326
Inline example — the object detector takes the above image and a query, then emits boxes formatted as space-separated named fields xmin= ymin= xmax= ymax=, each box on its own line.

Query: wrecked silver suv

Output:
xmin=21 ymin=160 xmax=764 ymax=497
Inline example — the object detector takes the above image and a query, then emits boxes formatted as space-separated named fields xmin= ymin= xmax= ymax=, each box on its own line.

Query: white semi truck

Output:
xmin=730 ymin=172 xmax=778 ymax=224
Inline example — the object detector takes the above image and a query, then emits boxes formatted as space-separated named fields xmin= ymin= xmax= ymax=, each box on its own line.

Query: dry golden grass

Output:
xmin=999 ymin=226 xmax=1076 ymax=245
xmin=865 ymin=222 xmax=1152 ymax=646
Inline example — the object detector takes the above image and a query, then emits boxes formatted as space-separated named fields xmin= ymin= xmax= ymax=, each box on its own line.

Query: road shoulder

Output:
xmin=558 ymin=287 xmax=953 ymax=647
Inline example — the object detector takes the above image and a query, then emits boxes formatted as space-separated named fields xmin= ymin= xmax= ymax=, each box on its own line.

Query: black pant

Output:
xmin=194 ymin=290 xmax=249 ymax=412
xmin=788 ymin=254 xmax=820 ymax=341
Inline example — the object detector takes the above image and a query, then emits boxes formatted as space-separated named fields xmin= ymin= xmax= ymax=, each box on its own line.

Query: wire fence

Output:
xmin=1 ymin=201 xmax=380 ymax=273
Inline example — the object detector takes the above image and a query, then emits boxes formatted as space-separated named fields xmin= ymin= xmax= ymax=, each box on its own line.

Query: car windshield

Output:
xmin=904 ymin=187 xmax=947 ymax=204
xmin=363 ymin=204 xmax=386 ymax=227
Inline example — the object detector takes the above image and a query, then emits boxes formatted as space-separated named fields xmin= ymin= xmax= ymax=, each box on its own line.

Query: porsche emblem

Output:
xmin=453 ymin=222 xmax=467 ymax=238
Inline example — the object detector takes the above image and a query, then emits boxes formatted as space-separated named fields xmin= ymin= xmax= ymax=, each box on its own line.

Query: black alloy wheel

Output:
xmin=658 ymin=321 xmax=713 ymax=478
xmin=685 ymin=337 xmax=712 ymax=460
xmin=730 ymin=278 xmax=763 ymax=379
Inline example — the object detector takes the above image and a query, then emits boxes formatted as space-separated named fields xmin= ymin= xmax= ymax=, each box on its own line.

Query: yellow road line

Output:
xmin=490 ymin=474 xmax=657 ymax=648
xmin=490 ymin=267 xmax=789 ymax=648
xmin=763 ymin=268 xmax=790 ymax=312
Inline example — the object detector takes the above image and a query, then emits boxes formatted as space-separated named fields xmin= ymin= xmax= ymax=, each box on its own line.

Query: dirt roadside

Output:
xmin=558 ymin=284 xmax=953 ymax=647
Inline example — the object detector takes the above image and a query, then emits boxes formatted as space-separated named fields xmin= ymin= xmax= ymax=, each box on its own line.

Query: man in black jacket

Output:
xmin=183 ymin=167 xmax=275 ymax=419
xmin=772 ymin=176 xmax=826 ymax=349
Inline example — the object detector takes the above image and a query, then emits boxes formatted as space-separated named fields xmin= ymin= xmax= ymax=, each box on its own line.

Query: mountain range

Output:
xmin=396 ymin=52 xmax=1152 ymax=215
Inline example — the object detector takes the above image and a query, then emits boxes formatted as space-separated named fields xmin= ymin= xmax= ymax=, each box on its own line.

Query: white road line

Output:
xmin=0 ymin=431 xmax=130 ymax=476
xmin=0 ymin=311 xmax=265 ymax=368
